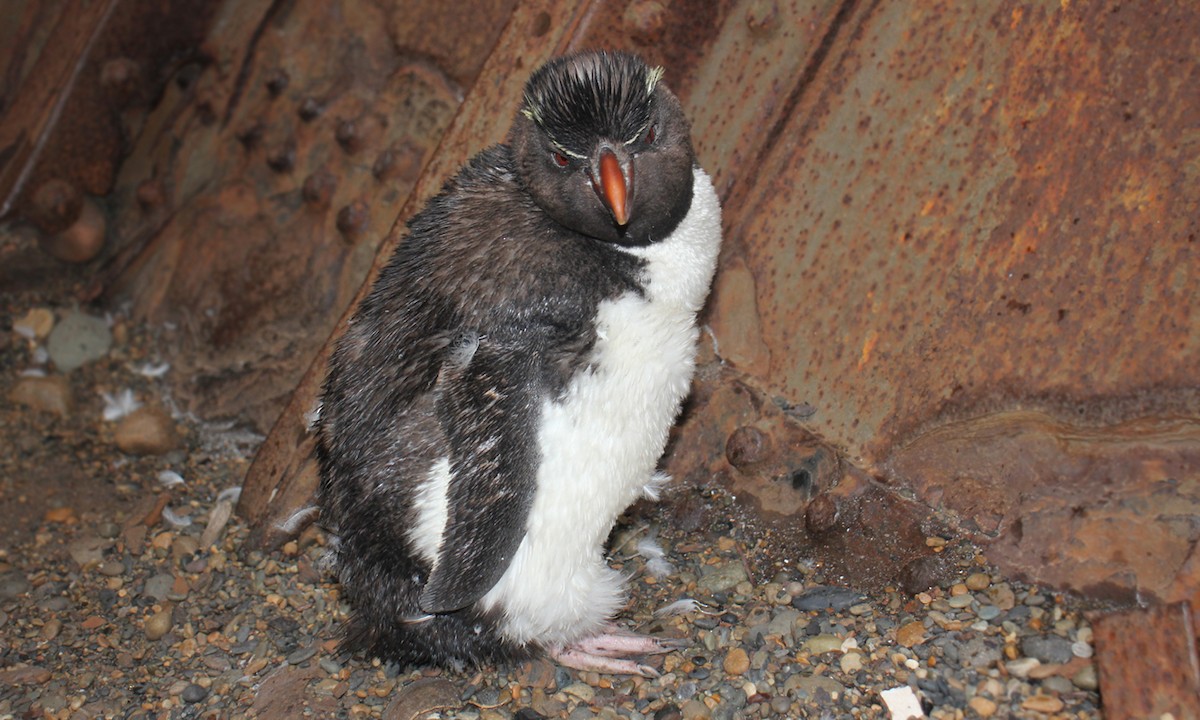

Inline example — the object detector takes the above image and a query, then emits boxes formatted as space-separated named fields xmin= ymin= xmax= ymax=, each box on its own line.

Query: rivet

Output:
xmin=298 ymin=97 xmax=324 ymax=122
xmin=804 ymin=493 xmax=839 ymax=535
xmin=100 ymin=58 xmax=140 ymax=105
xmin=41 ymin=198 xmax=105 ymax=264
xmin=624 ymin=0 xmax=666 ymax=43
xmin=725 ymin=426 xmax=769 ymax=468
xmin=336 ymin=201 xmax=369 ymax=241
xmin=28 ymin=179 xmax=83 ymax=234
xmin=373 ymin=143 xmax=422 ymax=183
xmin=336 ymin=120 xmax=361 ymax=153
xmin=267 ymin=140 xmax=296 ymax=173
xmin=746 ymin=0 xmax=779 ymax=35
xmin=265 ymin=68 xmax=289 ymax=97
xmin=136 ymin=180 xmax=165 ymax=210
xmin=302 ymin=170 xmax=338 ymax=208
xmin=236 ymin=123 xmax=264 ymax=149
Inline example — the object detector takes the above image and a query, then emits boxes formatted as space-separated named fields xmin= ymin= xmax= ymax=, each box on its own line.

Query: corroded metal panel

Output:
xmin=102 ymin=0 xmax=515 ymax=429
xmin=699 ymin=0 xmax=1200 ymax=597
xmin=1093 ymin=602 xmax=1200 ymax=720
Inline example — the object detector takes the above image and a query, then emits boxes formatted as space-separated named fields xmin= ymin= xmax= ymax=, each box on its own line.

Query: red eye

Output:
xmin=644 ymin=125 xmax=657 ymax=145
xmin=552 ymin=151 xmax=569 ymax=167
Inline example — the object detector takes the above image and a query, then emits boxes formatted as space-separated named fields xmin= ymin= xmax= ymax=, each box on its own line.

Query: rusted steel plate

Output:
xmin=699 ymin=0 xmax=1200 ymax=593
xmin=0 ymin=0 xmax=217 ymax=226
xmin=104 ymin=0 xmax=514 ymax=431
xmin=1092 ymin=602 xmax=1200 ymax=720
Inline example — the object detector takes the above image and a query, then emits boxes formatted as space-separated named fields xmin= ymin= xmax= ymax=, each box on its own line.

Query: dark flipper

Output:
xmin=418 ymin=334 xmax=544 ymax=614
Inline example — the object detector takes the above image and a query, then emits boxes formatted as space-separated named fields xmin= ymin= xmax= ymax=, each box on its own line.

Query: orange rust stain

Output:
xmin=859 ymin=329 xmax=879 ymax=370
xmin=1010 ymin=7 xmax=1024 ymax=30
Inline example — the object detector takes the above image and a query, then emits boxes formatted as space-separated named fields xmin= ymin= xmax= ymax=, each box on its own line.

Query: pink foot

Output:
xmin=549 ymin=627 xmax=688 ymax=678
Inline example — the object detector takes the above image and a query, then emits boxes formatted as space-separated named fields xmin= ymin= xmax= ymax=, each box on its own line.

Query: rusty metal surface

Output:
xmin=1092 ymin=602 xmax=1200 ymax=719
xmin=0 ymin=0 xmax=216 ymax=227
xmin=101 ymin=0 xmax=516 ymax=431
xmin=694 ymin=0 xmax=1200 ymax=596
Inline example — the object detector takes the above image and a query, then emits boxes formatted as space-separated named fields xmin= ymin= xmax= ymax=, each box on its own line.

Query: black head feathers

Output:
xmin=522 ymin=51 xmax=664 ymax=155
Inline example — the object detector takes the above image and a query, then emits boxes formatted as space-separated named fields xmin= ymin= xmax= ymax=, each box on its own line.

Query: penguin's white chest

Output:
xmin=480 ymin=168 xmax=723 ymax=646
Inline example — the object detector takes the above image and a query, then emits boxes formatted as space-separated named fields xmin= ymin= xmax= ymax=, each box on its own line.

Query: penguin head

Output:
xmin=510 ymin=51 xmax=695 ymax=247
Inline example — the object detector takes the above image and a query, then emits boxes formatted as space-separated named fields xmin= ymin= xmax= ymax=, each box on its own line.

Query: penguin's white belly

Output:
xmin=480 ymin=293 xmax=699 ymax=645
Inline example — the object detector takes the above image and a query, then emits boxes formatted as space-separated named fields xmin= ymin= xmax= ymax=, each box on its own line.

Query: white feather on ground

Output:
xmin=636 ymin=528 xmax=676 ymax=579
xmin=101 ymin=389 xmax=141 ymax=421
xmin=157 ymin=470 xmax=185 ymax=488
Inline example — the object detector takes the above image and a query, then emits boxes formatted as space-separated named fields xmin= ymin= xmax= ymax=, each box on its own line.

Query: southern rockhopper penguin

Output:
xmin=315 ymin=50 xmax=722 ymax=676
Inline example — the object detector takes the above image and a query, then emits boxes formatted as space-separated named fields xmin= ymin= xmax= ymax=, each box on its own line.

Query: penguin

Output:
xmin=315 ymin=50 xmax=722 ymax=676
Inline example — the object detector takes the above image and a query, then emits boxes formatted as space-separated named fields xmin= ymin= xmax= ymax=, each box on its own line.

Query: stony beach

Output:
xmin=1 ymin=298 xmax=1105 ymax=719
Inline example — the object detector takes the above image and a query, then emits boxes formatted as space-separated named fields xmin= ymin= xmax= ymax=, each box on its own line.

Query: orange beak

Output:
xmin=598 ymin=149 xmax=630 ymax=226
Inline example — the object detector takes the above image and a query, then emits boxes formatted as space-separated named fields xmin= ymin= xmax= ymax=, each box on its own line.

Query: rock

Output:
xmin=181 ymin=683 xmax=208 ymax=704
xmin=1005 ymin=657 xmax=1041 ymax=678
xmin=791 ymin=585 xmax=864 ymax=612
xmin=895 ymin=620 xmax=927 ymax=648
xmin=9 ymin=375 xmax=73 ymax=417
xmin=46 ymin=310 xmax=111 ymax=371
xmin=680 ymin=699 xmax=711 ymax=720
xmin=965 ymin=572 xmax=991 ymax=591
xmin=1071 ymin=663 xmax=1098 ymax=691
xmin=1021 ymin=635 xmax=1074 ymax=664
xmin=723 ymin=647 xmax=750 ymax=675
xmin=145 ymin=607 xmax=173 ymax=640
xmin=0 ymin=572 xmax=31 ymax=599
xmin=839 ymin=652 xmax=864 ymax=674
xmin=784 ymin=674 xmax=844 ymax=700
xmin=1021 ymin=694 xmax=1064 ymax=713
xmin=43 ymin=506 xmax=78 ymax=524
xmin=517 ymin=659 xmax=557 ymax=690
xmin=947 ymin=593 xmax=974 ymax=609
xmin=114 ymin=406 xmax=180 ymax=455
xmin=0 ymin=664 xmax=51 ymax=684
xmin=13 ymin=308 xmax=55 ymax=339
xmin=142 ymin=573 xmax=175 ymax=601
xmin=967 ymin=696 xmax=997 ymax=717
xmin=561 ymin=682 xmax=595 ymax=702
xmin=67 ymin=534 xmax=108 ymax=568
xmin=698 ymin=560 xmax=748 ymax=593
xmin=801 ymin=634 xmax=843 ymax=655
xmin=42 ymin=198 xmax=106 ymax=263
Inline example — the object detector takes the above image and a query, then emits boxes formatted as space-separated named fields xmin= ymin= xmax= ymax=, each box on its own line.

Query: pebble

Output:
xmin=0 ymin=573 xmax=31 ymax=599
xmin=144 ymin=607 xmax=173 ymax=640
xmin=967 ymin=696 xmax=997 ymax=716
xmin=697 ymin=560 xmax=747 ymax=593
xmin=46 ymin=310 xmax=112 ymax=372
xmin=181 ymin=683 xmax=209 ymax=704
xmin=1072 ymin=663 xmax=1099 ymax=690
xmin=114 ymin=405 xmax=181 ymax=455
xmin=9 ymin=375 xmax=73 ymax=417
xmin=801 ymin=634 xmax=843 ymax=655
xmin=1021 ymin=694 xmax=1064 ymax=713
xmin=791 ymin=585 xmax=863 ymax=611
xmin=896 ymin=620 xmax=927 ymax=648
xmin=722 ymin=647 xmax=749 ymax=675
xmin=965 ymin=572 xmax=991 ymax=591
xmin=946 ymin=593 xmax=974 ymax=609
xmin=1022 ymin=635 xmax=1074 ymax=664
xmin=1005 ymin=657 xmax=1042 ymax=678
xmin=839 ymin=652 xmax=863 ymax=674
xmin=143 ymin=573 xmax=175 ymax=601
xmin=13 ymin=308 xmax=55 ymax=339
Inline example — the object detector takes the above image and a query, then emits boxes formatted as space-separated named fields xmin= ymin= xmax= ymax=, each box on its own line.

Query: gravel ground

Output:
xmin=1 ymin=297 xmax=1105 ymax=719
